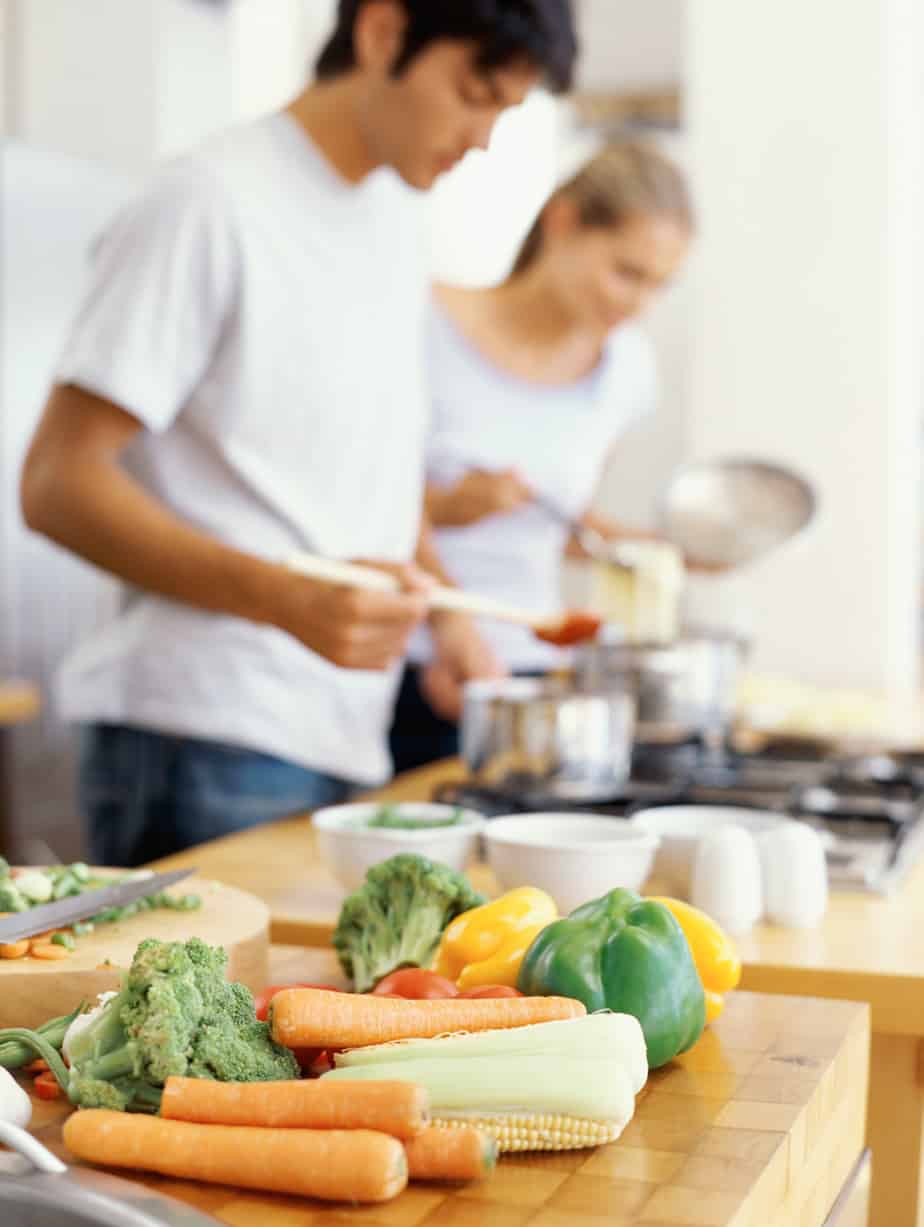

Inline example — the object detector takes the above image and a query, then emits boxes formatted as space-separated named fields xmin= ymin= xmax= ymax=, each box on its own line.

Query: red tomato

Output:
xmin=372 ymin=969 xmax=459 ymax=999
xmin=290 ymin=1046 xmax=322 ymax=1072
xmin=253 ymin=983 xmax=343 ymax=1022
xmin=306 ymin=1050 xmax=336 ymax=1077
xmin=458 ymin=985 xmax=524 ymax=998
xmin=34 ymin=1070 xmax=62 ymax=1100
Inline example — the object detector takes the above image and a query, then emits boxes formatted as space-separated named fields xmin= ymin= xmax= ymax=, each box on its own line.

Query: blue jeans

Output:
xmin=78 ymin=724 xmax=352 ymax=867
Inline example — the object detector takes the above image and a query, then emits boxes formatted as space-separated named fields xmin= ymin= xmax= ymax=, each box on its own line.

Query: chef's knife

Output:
xmin=0 ymin=868 xmax=196 ymax=944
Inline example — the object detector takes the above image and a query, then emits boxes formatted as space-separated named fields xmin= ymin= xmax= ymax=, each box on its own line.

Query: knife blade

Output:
xmin=0 ymin=1140 xmax=224 ymax=1226
xmin=0 ymin=868 xmax=196 ymax=943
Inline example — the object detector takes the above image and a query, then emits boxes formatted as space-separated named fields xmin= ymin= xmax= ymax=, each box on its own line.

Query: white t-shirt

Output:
xmin=55 ymin=113 xmax=429 ymax=785
xmin=409 ymin=301 xmax=657 ymax=672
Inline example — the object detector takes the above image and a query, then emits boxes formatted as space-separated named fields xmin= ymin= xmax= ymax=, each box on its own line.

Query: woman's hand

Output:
xmin=426 ymin=469 xmax=532 ymax=528
xmin=423 ymin=612 xmax=507 ymax=720
xmin=565 ymin=510 xmax=663 ymax=560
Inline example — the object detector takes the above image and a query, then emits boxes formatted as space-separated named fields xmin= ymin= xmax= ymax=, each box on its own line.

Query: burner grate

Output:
xmin=439 ymin=740 xmax=924 ymax=893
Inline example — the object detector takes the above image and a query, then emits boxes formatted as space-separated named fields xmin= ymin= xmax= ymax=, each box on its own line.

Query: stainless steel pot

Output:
xmin=572 ymin=629 xmax=746 ymax=745
xmin=461 ymin=677 xmax=636 ymax=801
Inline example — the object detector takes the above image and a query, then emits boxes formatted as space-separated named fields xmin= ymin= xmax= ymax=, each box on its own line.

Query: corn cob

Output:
xmin=322 ymin=1015 xmax=649 ymax=1154
xmin=432 ymin=1113 xmax=623 ymax=1153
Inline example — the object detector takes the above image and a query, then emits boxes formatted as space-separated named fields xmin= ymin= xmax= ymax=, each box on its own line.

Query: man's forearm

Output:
xmin=23 ymin=449 xmax=281 ymax=627
xmin=414 ymin=514 xmax=458 ymax=593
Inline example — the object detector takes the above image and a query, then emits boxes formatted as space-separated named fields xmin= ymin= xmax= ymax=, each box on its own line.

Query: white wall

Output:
xmin=2 ymin=145 xmax=131 ymax=856
xmin=685 ymin=0 xmax=923 ymax=691
xmin=3 ymin=0 xmax=310 ymax=168
xmin=427 ymin=92 xmax=566 ymax=287
xmin=8 ymin=0 xmax=159 ymax=166
xmin=576 ymin=0 xmax=684 ymax=91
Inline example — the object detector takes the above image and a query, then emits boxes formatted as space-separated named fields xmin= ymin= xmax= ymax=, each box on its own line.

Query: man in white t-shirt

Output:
xmin=20 ymin=0 xmax=578 ymax=866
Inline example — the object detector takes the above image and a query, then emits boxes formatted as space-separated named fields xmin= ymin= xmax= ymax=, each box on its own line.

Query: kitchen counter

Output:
xmin=0 ymin=679 xmax=40 ymax=855
xmin=0 ymin=680 xmax=40 ymax=728
xmin=152 ymin=758 xmax=924 ymax=1226
xmin=26 ymin=945 xmax=870 ymax=1227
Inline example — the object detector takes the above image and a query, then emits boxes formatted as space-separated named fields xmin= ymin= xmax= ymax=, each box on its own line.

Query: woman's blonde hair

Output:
xmin=511 ymin=138 xmax=694 ymax=276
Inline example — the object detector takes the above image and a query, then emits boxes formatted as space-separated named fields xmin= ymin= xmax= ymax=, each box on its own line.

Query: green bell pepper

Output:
xmin=516 ymin=888 xmax=706 ymax=1068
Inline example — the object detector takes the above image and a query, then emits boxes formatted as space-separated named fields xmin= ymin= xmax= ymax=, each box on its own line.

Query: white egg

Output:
xmin=757 ymin=824 xmax=828 ymax=928
xmin=690 ymin=825 xmax=763 ymax=935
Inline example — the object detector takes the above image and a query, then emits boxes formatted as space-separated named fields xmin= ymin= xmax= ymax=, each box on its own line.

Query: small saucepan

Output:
xmin=572 ymin=627 xmax=748 ymax=747
xmin=461 ymin=676 xmax=636 ymax=802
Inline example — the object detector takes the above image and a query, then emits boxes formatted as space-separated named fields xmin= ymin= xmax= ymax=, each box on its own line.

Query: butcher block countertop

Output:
xmin=0 ymin=680 xmax=40 ymax=727
xmin=27 ymin=946 xmax=870 ymax=1227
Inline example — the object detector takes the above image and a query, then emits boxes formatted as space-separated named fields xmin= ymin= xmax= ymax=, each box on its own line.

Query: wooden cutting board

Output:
xmin=0 ymin=876 xmax=270 ymax=1030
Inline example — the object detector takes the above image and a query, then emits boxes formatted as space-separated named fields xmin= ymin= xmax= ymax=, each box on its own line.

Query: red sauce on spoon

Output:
xmin=535 ymin=610 xmax=603 ymax=648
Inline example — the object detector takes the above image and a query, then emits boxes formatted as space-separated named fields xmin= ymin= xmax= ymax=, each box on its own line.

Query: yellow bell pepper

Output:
xmin=650 ymin=897 xmax=742 ymax=1023
xmin=434 ymin=887 xmax=558 ymax=990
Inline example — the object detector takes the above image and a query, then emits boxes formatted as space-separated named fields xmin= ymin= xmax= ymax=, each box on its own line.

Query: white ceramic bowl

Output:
xmin=312 ymin=803 xmax=485 ymax=892
xmin=482 ymin=814 xmax=660 ymax=914
xmin=629 ymin=805 xmax=795 ymax=896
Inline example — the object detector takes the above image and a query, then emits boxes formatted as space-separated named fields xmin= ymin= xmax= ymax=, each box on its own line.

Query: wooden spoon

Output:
xmin=284 ymin=553 xmax=602 ymax=648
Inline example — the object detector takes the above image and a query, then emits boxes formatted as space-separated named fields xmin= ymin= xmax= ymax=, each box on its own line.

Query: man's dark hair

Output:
xmin=315 ymin=1 xmax=578 ymax=93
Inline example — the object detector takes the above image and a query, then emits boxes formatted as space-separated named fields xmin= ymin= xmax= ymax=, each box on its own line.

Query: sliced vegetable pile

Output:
xmin=365 ymin=806 xmax=463 ymax=830
xmin=0 ymin=858 xmax=200 ymax=960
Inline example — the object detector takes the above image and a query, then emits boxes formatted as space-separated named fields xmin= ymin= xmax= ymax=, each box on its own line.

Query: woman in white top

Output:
xmin=390 ymin=139 xmax=693 ymax=773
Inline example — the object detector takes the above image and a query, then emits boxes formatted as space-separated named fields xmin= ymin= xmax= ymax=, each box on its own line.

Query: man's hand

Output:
xmin=271 ymin=562 xmax=431 ymax=670
xmin=427 ymin=468 xmax=532 ymax=528
xmin=422 ymin=611 xmax=507 ymax=721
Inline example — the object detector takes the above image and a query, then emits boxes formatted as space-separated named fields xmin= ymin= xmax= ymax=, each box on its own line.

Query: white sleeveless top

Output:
xmin=410 ymin=300 xmax=658 ymax=671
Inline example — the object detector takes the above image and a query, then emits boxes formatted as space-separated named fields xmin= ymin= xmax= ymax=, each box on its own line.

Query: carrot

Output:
xmin=0 ymin=941 xmax=30 ymax=959
xmin=24 ymin=1059 xmax=49 ymax=1075
xmin=62 ymin=1111 xmax=407 ymax=1203
xmin=405 ymin=1125 xmax=497 ymax=1182
xmin=29 ymin=942 xmax=71 ymax=960
xmin=161 ymin=1076 xmax=429 ymax=1139
xmin=34 ymin=1070 xmax=63 ymax=1100
xmin=270 ymin=988 xmax=585 ymax=1049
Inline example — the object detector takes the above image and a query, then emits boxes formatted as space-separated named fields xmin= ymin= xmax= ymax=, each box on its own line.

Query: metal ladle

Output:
xmin=657 ymin=457 xmax=817 ymax=571
xmin=532 ymin=495 xmax=638 ymax=573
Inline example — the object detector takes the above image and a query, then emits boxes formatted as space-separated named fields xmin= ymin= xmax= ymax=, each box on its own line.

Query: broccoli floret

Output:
xmin=0 ymin=856 xmax=10 ymax=878
xmin=43 ymin=936 xmax=298 ymax=1111
xmin=0 ymin=880 xmax=28 ymax=912
xmin=187 ymin=1018 xmax=300 ymax=1082
xmin=333 ymin=853 xmax=485 ymax=992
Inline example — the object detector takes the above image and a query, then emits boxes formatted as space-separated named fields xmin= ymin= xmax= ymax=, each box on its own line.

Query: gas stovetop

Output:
xmin=436 ymin=745 xmax=924 ymax=894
